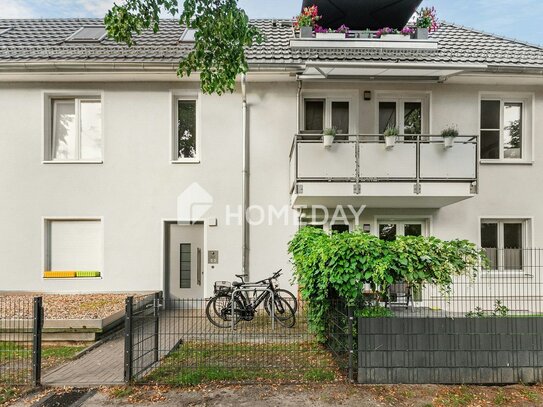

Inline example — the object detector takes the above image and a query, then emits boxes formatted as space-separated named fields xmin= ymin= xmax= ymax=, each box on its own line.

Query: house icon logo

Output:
xmin=177 ymin=182 xmax=213 ymax=224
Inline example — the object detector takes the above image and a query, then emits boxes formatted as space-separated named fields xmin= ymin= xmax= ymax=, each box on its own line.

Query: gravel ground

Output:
xmin=0 ymin=294 xmax=138 ymax=320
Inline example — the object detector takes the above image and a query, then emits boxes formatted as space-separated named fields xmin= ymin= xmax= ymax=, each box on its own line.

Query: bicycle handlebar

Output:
xmin=241 ymin=269 xmax=282 ymax=286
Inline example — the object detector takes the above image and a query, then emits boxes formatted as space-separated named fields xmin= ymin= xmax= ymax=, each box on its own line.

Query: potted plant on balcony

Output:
xmin=315 ymin=24 xmax=350 ymax=39
xmin=441 ymin=125 xmax=459 ymax=149
xmin=323 ymin=127 xmax=336 ymax=148
xmin=415 ymin=6 xmax=439 ymax=39
xmin=294 ymin=5 xmax=321 ymax=38
xmin=384 ymin=125 xmax=399 ymax=149
xmin=376 ymin=27 xmax=410 ymax=41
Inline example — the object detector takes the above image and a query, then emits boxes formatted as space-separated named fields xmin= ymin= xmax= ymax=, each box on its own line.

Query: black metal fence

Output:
xmin=0 ymin=296 xmax=43 ymax=386
xmin=124 ymin=293 xmax=353 ymax=385
xmin=124 ymin=293 xmax=161 ymax=382
xmin=357 ymin=249 xmax=543 ymax=384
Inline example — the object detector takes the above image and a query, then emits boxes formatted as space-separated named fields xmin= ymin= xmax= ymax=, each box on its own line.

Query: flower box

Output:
xmin=381 ymin=34 xmax=409 ymax=41
xmin=316 ymin=32 xmax=346 ymax=39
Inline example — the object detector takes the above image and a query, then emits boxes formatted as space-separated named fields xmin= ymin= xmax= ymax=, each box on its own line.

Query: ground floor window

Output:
xmin=378 ymin=220 xmax=426 ymax=241
xmin=481 ymin=219 xmax=529 ymax=272
xmin=44 ymin=219 xmax=102 ymax=279
xmin=331 ymin=223 xmax=350 ymax=233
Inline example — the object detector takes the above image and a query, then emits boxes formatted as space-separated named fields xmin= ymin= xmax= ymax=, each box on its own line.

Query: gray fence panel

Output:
xmin=358 ymin=317 xmax=543 ymax=384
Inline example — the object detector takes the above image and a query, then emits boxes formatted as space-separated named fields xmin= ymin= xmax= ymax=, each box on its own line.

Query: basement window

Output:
xmin=66 ymin=26 xmax=107 ymax=42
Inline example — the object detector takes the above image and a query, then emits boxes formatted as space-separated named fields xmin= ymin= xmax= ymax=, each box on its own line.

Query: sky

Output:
xmin=1 ymin=0 xmax=542 ymax=46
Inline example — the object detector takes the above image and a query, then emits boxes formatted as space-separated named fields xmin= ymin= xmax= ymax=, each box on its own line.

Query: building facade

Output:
xmin=1 ymin=19 xmax=543 ymax=301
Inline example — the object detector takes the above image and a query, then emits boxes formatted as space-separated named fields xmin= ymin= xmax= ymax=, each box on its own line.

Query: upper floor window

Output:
xmin=481 ymin=100 xmax=524 ymax=160
xmin=302 ymin=97 xmax=352 ymax=135
xmin=378 ymin=99 xmax=425 ymax=137
xmin=48 ymin=97 xmax=102 ymax=162
xmin=174 ymin=98 xmax=198 ymax=162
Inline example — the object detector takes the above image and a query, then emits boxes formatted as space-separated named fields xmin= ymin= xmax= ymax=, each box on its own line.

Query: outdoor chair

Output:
xmin=385 ymin=281 xmax=412 ymax=309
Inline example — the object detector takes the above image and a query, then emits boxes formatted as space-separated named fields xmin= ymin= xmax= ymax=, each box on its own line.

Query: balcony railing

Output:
xmin=289 ymin=134 xmax=479 ymax=194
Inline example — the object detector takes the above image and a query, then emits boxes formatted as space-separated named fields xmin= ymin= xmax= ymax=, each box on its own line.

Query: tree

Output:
xmin=105 ymin=0 xmax=262 ymax=95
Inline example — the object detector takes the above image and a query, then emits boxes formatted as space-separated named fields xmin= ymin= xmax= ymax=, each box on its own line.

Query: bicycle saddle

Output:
xmin=232 ymin=281 xmax=243 ymax=287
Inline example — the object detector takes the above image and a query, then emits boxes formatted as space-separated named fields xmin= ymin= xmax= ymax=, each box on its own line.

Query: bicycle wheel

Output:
xmin=206 ymin=294 xmax=243 ymax=328
xmin=266 ymin=296 xmax=296 ymax=328
xmin=265 ymin=289 xmax=298 ymax=315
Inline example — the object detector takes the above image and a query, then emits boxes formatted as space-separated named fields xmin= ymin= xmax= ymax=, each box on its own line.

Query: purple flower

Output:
xmin=336 ymin=24 xmax=350 ymax=34
xmin=314 ymin=24 xmax=328 ymax=33
xmin=376 ymin=27 xmax=396 ymax=38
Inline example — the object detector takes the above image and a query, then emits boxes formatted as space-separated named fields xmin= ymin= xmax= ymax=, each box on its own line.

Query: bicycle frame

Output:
xmin=230 ymin=286 xmax=275 ymax=330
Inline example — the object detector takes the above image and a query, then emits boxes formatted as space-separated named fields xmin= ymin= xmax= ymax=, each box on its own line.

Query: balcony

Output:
xmin=289 ymin=134 xmax=478 ymax=208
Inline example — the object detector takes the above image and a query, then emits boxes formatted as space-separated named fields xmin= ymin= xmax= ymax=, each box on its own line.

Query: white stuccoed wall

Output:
xmin=0 ymin=77 xmax=542 ymax=294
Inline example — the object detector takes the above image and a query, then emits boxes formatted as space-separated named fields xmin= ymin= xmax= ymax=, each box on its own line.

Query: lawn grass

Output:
xmin=0 ymin=385 xmax=23 ymax=405
xmin=144 ymin=341 xmax=340 ymax=386
xmin=0 ymin=341 xmax=85 ymax=385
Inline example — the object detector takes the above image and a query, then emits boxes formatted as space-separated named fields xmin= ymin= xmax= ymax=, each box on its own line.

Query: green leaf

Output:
xmin=104 ymin=0 xmax=262 ymax=95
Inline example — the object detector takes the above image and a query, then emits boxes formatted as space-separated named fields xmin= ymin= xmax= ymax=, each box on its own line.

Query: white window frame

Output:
xmin=300 ymin=90 xmax=359 ymax=134
xmin=376 ymin=220 xmax=429 ymax=239
xmin=171 ymin=92 xmax=201 ymax=164
xmin=42 ymin=91 xmax=104 ymax=164
xmin=374 ymin=92 xmax=430 ymax=136
xmin=479 ymin=92 xmax=534 ymax=164
xmin=42 ymin=217 xmax=104 ymax=280
xmin=479 ymin=217 xmax=533 ymax=277
xmin=374 ymin=215 xmax=432 ymax=238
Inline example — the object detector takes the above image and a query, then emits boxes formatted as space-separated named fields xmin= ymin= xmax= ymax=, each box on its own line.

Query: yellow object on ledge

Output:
xmin=44 ymin=271 xmax=76 ymax=278
xmin=44 ymin=271 xmax=101 ymax=278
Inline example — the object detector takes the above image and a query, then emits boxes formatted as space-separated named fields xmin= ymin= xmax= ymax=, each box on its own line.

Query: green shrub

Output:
xmin=288 ymin=227 xmax=484 ymax=340
xmin=355 ymin=306 xmax=394 ymax=318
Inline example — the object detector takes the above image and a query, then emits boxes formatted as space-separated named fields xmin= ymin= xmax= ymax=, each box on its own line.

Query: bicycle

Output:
xmin=233 ymin=270 xmax=298 ymax=315
xmin=206 ymin=270 xmax=297 ymax=328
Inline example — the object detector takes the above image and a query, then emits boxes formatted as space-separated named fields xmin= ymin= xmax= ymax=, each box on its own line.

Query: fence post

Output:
xmin=124 ymin=296 xmax=134 ymax=383
xmin=153 ymin=292 xmax=160 ymax=364
xmin=347 ymin=306 xmax=355 ymax=383
xmin=32 ymin=296 xmax=43 ymax=387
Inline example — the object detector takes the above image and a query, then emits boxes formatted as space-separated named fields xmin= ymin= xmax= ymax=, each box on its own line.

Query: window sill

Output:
xmin=42 ymin=160 xmax=103 ymax=164
xmin=481 ymin=271 xmax=533 ymax=278
xmin=480 ymin=160 xmax=533 ymax=165
xmin=171 ymin=159 xmax=201 ymax=164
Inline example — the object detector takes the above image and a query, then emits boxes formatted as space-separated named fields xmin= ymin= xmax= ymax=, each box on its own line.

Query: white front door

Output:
xmin=378 ymin=220 xmax=427 ymax=241
xmin=167 ymin=223 xmax=204 ymax=300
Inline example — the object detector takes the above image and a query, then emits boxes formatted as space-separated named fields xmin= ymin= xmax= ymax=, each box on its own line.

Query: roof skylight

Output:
xmin=180 ymin=28 xmax=197 ymax=42
xmin=66 ymin=26 xmax=107 ymax=42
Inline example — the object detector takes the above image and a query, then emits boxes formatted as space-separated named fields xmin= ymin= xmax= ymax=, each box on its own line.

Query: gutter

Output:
xmin=0 ymin=61 xmax=304 ymax=73
xmin=241 ymin=73 xmax=250 ymax=279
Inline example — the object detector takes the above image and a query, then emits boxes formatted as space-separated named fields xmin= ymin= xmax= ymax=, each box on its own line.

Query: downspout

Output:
xmin=296 ymin=79 xmax=302 ymax=223
xmin=241 ymin=73 xmax=250 ymax=279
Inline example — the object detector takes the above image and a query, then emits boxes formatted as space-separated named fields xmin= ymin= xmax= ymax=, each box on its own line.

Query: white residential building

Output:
xmin=1 ymin=16 xmax=542 ymax=302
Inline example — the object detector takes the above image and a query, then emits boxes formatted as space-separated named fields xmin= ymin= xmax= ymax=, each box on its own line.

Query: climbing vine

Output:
xmin=288 ymin=227 xmax=484 ymax=339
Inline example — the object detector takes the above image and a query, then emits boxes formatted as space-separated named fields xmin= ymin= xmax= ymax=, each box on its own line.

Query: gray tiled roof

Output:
xmin=0 ymin=18 xmax=542 ymax=69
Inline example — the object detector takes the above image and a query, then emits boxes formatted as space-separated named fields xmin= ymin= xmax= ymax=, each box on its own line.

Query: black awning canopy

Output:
xmin=301 ymin=0 xmax=423 ymax=31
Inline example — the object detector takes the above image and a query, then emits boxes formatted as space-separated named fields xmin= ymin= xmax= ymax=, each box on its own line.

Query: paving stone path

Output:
xmin=43 ymin=332 xmax=125 ymax=386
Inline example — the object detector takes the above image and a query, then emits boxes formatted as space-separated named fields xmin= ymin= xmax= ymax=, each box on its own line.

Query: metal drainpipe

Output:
xmin=296 ymin=79 xmax=302 ymax=221
xmin=241 ymin=74 xmax=250 ymax=279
